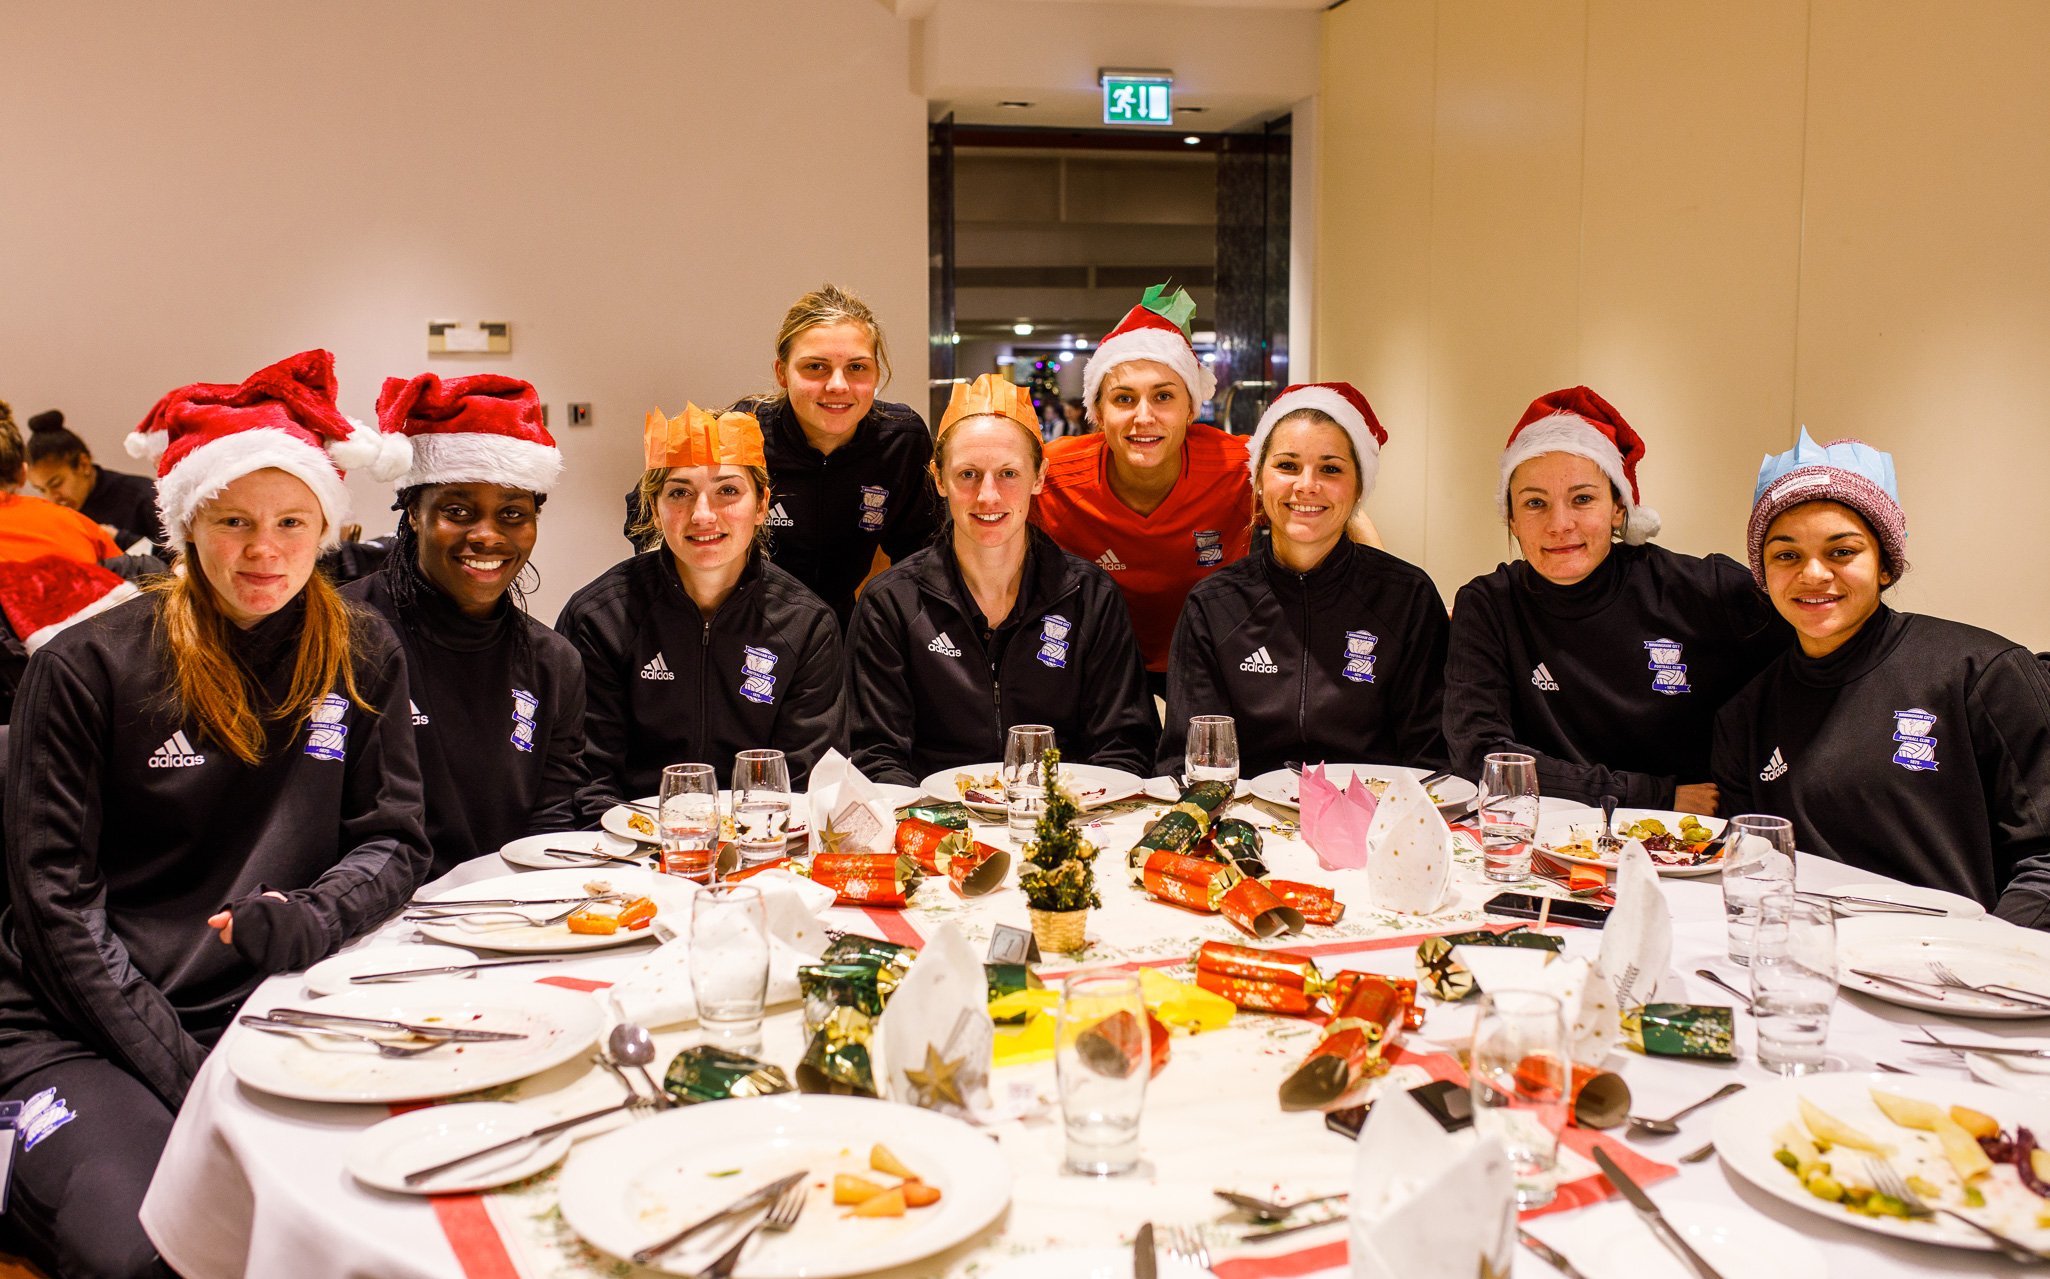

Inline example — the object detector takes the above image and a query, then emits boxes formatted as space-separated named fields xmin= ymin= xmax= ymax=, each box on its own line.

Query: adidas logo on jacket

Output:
xmin=639 ymin=653 xmax=675 ymax=681
xmin=148 ymin=730 xmax=205 ymax=768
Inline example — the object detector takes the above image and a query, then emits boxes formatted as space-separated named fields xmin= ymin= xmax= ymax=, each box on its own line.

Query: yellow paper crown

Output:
xmin=644 ymin=403 xmax=767 ymax=470
xmin=937 ymin=374 xmax=1040 ymax=440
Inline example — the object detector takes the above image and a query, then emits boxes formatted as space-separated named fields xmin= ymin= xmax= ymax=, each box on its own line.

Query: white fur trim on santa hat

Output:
xmin=400 ymin=432 xmax=564 ymax=493
xmin=125 ymin=429 xmax=168 ymax=462
xmin=1247 ymin=386 xmax=1383 ymax=498
xmin=157 ymin=428 xmax=354 ymax=550
xmin=1498 ymin=412 xmax=1661 ymax=544
xmin=328 ymin=416 xmax=414 ymax=483
xmin=24 ymin=579 xmax=140 ymax=654
xmin=1082 ymin=328 xmax=1218 ymax=423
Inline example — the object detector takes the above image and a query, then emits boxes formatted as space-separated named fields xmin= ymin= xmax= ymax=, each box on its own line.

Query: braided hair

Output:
xmin=386 ymin=484 xmax=547 ymax=664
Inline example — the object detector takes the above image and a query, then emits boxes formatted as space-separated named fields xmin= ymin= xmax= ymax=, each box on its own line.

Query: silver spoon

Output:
xmin=1213 ymin=1189 xmax=1348 ymax=1222
xmin=1694 ymin=968 xmax=1755 ymax=1014
xmin=1626 ymin=1082 xmax=1745 ymax=1137
xmin=608 ymin=1022 xmax=669 ymax=1107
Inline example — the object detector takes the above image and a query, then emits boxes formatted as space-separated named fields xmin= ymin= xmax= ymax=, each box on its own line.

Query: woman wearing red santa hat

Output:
xmin=343 ymin=372 xmax=590 ymax=879
xmin=1443 ymin=387 xmax=1787 ymax=814
xmin=1158 ymin=382 xmax=1450 ymax=780
xmin=0 ymin=350 xmax=427 ymax=1279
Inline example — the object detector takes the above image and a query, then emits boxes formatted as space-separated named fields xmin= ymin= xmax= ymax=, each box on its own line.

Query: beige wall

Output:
xmin=1319 ymin=0 xmax=2050 ymax=649
xmin=0 ymin=0 xmax=929 ymax=622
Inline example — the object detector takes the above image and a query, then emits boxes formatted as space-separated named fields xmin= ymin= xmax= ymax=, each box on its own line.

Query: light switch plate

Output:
xmin=568 ymin=403 xmax=593 ymax=427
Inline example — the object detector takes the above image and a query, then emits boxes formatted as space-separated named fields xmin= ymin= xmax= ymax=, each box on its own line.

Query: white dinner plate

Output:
xmin=1712 ymin=1072 xmax=2050 ymax=1251
xmin=557 ymin=1093 xmax=1012 ymax=1277
xmin=1140 ymin=776 xmax=1252 ymax=803
xmin=602 ymin=794 xmax=813 ymax=845
xmin=1526 ymin=1199 xmax=1826 ymax=1279
xmin=1536 ymin=807 xmax=1729 ymax=878
xmin=347 ymin=1101 xmax=576 ymax=1194
xmin=982 ymin=1248 xmax=1210 ymax=1279
xmin=920 ymin=763 xmax=1144 ymax=814
xmin=1809 ymin=881 xmax=1986 ymax=920
xmin=303 ymin=943 xmax=492 ymax=997
xmin=228 ymin=979 xmax=601 ymax=1104
xmin=1837 ymin=914 xmax=2050 ymax=1018
xmin=412 ymin=867 xmax=696 ymax=954
xmin=1955 ymin=1036 xmax=2050 ymax=1094
xmin=499 ymin=830 xmax=648 ymax=871
xmin=1243 ymin=764 xmax=1478 ymax=816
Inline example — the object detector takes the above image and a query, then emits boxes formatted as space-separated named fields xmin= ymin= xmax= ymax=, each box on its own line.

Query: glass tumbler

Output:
xmin=1004 ymin=724 xmax=1056 ymax=845
xmin=1722 ymin=814 xmax=1797 ymax=964
xmin=1469 ymin=990 xmax=1569 ymax=1208
xmin=688 ymin=884 xmax=770 ymax=1051
xmin=1183 ymin=715 xmax=1240 ymax=791
xmin=1478 ymin=752 xmax=1540 ymax=881
xmin=1751 ymin=891 xmax=1838 ymax=1075
xmin=730 ymin=749 xmax=793 ymax=867
xmin=1054 ymin=971 xmax=1149 ymax=1175
xmin=658 ymin=763 xmax=719 ymax=883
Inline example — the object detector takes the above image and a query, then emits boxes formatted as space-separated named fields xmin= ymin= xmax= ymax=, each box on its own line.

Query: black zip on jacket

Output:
xmin=1712 ymin=605 xmax=2050 ymax=928
xmin=1445 ymin=543 xmax=1789 ymax=808
xmin=847 ymin=531 xmax=1157 ymax=785
xmin=0 ymin=592 xmax=429 ymax=1105
xmin=557 ymin=548 xmax=846 ymax=815
xmin=622 ymin=397 xmax=941 ymax=628
xmin=344 ymin=568 xmax=589 ymax=878
xmin=1160 ymin=534 xmax=1451 ymax=780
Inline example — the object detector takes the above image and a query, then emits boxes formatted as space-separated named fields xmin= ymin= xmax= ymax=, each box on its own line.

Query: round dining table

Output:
xmin=139 ymin=788 xmax=2046 ymax=1278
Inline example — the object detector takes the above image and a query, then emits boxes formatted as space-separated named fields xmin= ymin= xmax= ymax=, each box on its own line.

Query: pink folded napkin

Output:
xmin=1300 ymin=764 xmax=1379 ymax=870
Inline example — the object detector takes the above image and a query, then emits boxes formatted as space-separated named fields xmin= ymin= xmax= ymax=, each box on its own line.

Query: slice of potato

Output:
xmin=1949 ymin=1106 xmax=2000 ymax=1141
xmin=1932 ymin=1116 xmax=1994 ymax=1182
xmin=832 ymin=1174 xmax=887 ymax=1205
xmin=901 ymin=1181 xmax=942 ymax=1207
xmin=870 ymin=1144 xmax=917 ymax=1180
xmin=1800 ymin=1097 xmax=1893 ymax=1154
xmin=1869 ymin=1090 xmax=1945 ymax=1131
xmin=847 ymin=1187 xmax=906 ymax=1218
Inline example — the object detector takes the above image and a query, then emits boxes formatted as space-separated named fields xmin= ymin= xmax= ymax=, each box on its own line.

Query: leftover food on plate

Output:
xmin=628 ymin=812 xmax=656 ymax=838
xmin=1773 ymin=1091 xmax=2044 ymax=1228
xmin=834 ymin=1145 xmax=945 ymax=1218
xmin=1553 ymin=814 xmax=1719 ymax=866
xmin=565 ymin=896 xmax=657 ymax=935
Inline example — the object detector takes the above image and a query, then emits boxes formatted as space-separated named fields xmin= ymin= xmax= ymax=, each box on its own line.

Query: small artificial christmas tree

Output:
xmin=1017 ymin=746 xmax=1099 ymax=951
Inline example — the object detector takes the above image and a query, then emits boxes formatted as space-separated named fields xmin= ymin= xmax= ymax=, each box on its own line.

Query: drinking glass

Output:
xmin=1722 ymin=814 xmax=1797 ymax=965
xmin=1478 ymin=752 xmax=1539 ymax=882
xmin=657 ymin=763 xmax=719 ymax=883
xmin=1054 ymin=971 xmax=1149 ymax=1175
xmin=1183 ymin=715 xmax=1240 ymax=790
xmin=1004 ymin=724 xmax=1056 ymax=846
xmin=689 ymin=884 xmax=770 ymax=1051
xmin=1751 ymin=891 xmax=1838 ymax=1075
xmin=730 ymin=749 xmax=792 ymax=867
xmin=1468 ymin=990 xmax=1569 ymax=1208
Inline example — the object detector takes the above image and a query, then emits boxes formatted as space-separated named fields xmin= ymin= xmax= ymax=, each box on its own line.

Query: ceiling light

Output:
xmin=997 ymin=101 xmax=1034 ymax=109
xmin=1013 ymin=322 xmax=1034 ymax=336
xmin=1183 ymin=136 xmax=1201 ymax=145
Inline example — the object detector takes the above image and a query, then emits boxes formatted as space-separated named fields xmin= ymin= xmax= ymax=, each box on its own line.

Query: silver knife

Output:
xmin=631 ymin=1170 xmax=808 ymax=1265
xmin=266 ymin=1007 xmax=528 ymax=1041
xmin=1133 ymin=1221 xmax=1156 ymax=1279
xmin=1518 ymin=1229 xmax=1592 ymax=1279
xmin=348 ymin=956 xmax=559 ymax=983
xmin=1593 ymin=1147 xmax=1724 ymax=1279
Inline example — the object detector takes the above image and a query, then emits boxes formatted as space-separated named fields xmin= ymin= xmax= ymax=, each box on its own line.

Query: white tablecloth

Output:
xmin=140 ymin=794 xmax=2048 ymax=1278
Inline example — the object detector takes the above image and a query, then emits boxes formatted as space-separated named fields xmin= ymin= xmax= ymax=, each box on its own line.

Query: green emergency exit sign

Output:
xmin=1101 ymin=71 xmax=1173 ymax=126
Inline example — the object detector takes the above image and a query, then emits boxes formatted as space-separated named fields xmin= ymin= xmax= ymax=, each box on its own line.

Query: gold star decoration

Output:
xmin=902 ymin=1042 xmax=967 ymax=1109
xmin=816 ymin=808 xmax=853 ymax=857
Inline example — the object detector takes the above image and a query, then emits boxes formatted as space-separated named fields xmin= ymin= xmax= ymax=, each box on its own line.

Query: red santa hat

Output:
xmin=1082 ymin=283 xmax=1217 ymax=423
xmin=1497 ymin=386 xmax=1661 ymax=544
xmin=1247 ymin=382 xmax=1389 ymax=497
xmin=376 ymin=372 xmax=562 ymax=494
xmin=125 ymin=350 xmax=411 ymax=550
xmin=0 ymin=556 xmax=141 ymax=653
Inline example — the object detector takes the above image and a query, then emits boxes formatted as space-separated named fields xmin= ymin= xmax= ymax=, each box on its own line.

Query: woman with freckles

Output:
xmin=342 ymin=373 xmax=589 ymax=879
xmin=1712 ymin=430 xmax=2050 ymax=927
xmin=1443 ymin=387 xmax=1786 ymax=813
xmin=1158 ymin=383 xmax=1450 ymax=781
xmin=847 ymin=375 xmax=1155 ymax=786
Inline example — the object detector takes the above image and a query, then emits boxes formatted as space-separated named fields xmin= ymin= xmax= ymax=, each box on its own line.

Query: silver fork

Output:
xmin=1927 ymin=962 xmax=2050 ymax=1011
xmin=1862 ymin=1155 xmax=2048 ymax=1263
xmin=700 ymin=1179 xmax=807 ymax=1278
xmin=237 ymin=1015 xmax=448 ymax=1058
xmin=1165 ymin=1224 xmax=1212 ymax=1272
xmin=404 ymin=897 xmax=602 ymax=927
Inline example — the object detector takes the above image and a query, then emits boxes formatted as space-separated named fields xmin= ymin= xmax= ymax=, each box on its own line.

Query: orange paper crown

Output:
xmin=937 ymin=374 xmax=1039 ymax=439
xmin=644 ymin=404 xmax=767 ymax=470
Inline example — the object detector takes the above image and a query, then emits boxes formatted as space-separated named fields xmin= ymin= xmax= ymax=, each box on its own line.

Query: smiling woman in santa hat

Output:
xmin=1712 ymin=431 xmax=2050 ymax=926
xmin=1443 ymin=387 xmax=1787 ymax=815
xmin=341 ymin=372 xmax=590 ymax=879
xmin=0 ymin=350 xmax=427 ymax=1278
xmin=846 ymin=375 xmax=1155 ymax=785
xmin=1158 ymin=382 xmax=1450 ymax=780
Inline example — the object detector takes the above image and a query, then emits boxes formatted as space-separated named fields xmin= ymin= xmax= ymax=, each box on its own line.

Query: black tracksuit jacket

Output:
xmin=78 ymin=467 xmax=164 ymax=556
xmin=344 ymin=569 xmax=589 ymax=878
xmin=1445 ymin=543 xmax=1789 ymax=807
xmin=622 ymin=397 xmax=941 ymax=629
xmin=1159 ymin=534 xmax=1451 ymax=780
xmin=847 ymin=531 xmax=1157 ymax=785
xmin=1712 ymin=606 xmax=2050 ymax=928
xmin=557 ymin=549 xmax=845 ymax=813
xmin=0 ymin=592 xmax=429 ymax=1105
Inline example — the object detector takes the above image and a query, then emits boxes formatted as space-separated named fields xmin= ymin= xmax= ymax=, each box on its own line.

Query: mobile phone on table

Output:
xmin=1483 ymin=891 xmax=1611 ymax=929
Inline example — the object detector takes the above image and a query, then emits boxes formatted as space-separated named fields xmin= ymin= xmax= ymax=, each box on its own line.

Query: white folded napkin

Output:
xmin=807 ymin=748 xmax=896 ymax=858
xmin=1364 ymin=771 xmax=1451 ymax=914
xmin=1596 ymin=839 xmax=1678 ymax=1011
xmin=1349 ymin=1087 xmax=1516 ymax=1279
xmin=876 ymin=922 xmax=992 ymax=1120
xmin=605 ymin=870 xmax=835 ymax=1030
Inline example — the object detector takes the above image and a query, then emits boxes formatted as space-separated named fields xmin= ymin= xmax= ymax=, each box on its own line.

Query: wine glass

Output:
xmin=1183 ymin=715 xmax=1239 ymax=791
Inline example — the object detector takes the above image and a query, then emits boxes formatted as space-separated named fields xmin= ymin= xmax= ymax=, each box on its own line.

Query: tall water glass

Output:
xmin=689 ymin=884 xmax=770 ymax=1052
xmin=1478 ymin=753 xmax=1540 ymax=881
xmin=730 ymin=749 xmax=792 ymax=867
xmin=1469 ymin=990 xmax=1568 ymax=1208
xmin=1054 ymin=971 xmax=1148 ymax=1175
xmin=1183 ymin=715 xmax=1240 ymax=790
xmin=1004 ymin=724 xmax=1056 ymax=845
xmin=658 ymin=763 xmax=719 ymax=883
xmin=1752 ymin=891 xmax=1837 ymax=1075
xmin=1722 ymin=814 xmax=1797 ymax=964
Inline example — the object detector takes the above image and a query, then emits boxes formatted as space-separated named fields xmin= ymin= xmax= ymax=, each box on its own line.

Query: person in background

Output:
xmin=848 ymin=375 xmax=1155 ymax=785
xmin=1444 ymin=388 xmax=1786 ymax=813
xmin=0 ymin=412 xmax=125 ymax=566
xmin=24 ymin=411 xmax=166 ymax=555
xmin=1713 ymin=430 xmax=2050 ymax=926
xmin=0 ymin=350 xmax=426 ymax=1279
xmin=564 ymin=405 xmax=843 ymax=812
xmin=1033 ymin=284 xmax=1251 ymax=701
xmin=622 ymin=284 xmax=939 ymax=629
xmin=343 ymin=372 xmax=588 ymax=879
xmin=1060 ymin=396 xmax=1089 ymax=436
xmin=1160 ymin=383 xmax=1449 ymax=779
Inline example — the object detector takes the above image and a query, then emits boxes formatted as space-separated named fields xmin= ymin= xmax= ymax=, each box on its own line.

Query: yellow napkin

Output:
xmin=990 ymin=990 xmax=1059 ymax=1067
xmin=1140 ymin=967 xmax=1235 ymax=1033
